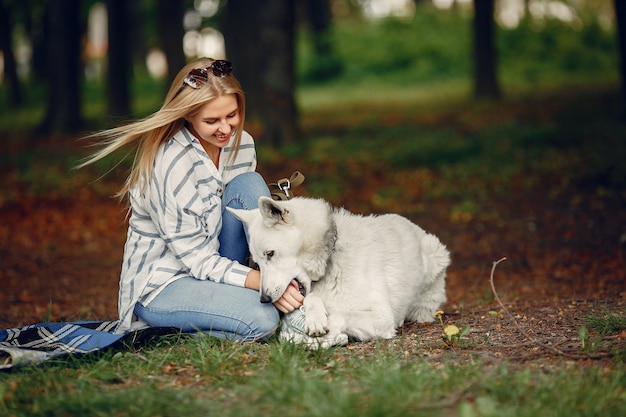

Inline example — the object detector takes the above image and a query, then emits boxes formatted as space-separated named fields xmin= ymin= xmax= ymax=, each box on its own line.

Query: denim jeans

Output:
xmin=218 ymin=171 xmax=271 ymax=264
xmin=134 ymin=172 xmax=278 ymax=342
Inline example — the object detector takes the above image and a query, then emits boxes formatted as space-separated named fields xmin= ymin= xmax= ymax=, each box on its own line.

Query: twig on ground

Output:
xmin=488 ymin=257 xmax=615 ymax=360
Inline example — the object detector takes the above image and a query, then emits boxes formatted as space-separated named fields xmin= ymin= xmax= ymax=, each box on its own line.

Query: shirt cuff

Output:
xmin=227 ymin=264 xmax=252 ymax=288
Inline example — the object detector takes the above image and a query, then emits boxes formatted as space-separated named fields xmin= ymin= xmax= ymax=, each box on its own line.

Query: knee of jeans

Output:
xmin=224 ymin=172 xmax=270 ymax=208
xmin=227 ymin=172 xmax=263 ymax=191
xmin=251 ymin=308 xmax=280 ymax=341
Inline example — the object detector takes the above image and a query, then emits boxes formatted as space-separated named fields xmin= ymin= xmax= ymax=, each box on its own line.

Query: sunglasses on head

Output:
xmin=182 ymin=60 xmax=233 ymax=89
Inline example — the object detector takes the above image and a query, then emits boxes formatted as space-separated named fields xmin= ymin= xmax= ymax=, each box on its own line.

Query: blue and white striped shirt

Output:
xmin=116 ymin=127 xmax=257 ymax=333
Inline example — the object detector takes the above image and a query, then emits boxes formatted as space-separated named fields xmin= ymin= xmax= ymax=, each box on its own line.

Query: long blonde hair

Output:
xmin=79 ymin=57 xmax=246 ymax=199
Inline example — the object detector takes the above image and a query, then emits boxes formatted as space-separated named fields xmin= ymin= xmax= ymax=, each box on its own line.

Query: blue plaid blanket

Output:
xmin=0 ymin=321 xmax=174 ymax=370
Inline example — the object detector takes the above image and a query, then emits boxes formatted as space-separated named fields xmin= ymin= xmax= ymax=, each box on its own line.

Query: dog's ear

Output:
xmin=259 ymin=196 xmax=292 ymax=227
xmin=226 ymin=206 xmax=259 ymax=228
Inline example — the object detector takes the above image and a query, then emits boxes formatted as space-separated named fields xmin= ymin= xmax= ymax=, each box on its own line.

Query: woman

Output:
xmin=81 ymin=57 xmax=304 ymax=340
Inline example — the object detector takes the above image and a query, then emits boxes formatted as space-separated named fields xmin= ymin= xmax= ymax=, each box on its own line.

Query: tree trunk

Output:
xmin=222 ymin=0 xmax=264 ymax=122
xmin=0 ymin=0 xmax=22 ymax=107
xmin=128 ymin=1 xmax=148 ymax=70
xmin=303 ymin=0 xmax=342 ymax=81
xmin=156 ymin=0 xmax=186 ymax=86
xmin=258 ymin=1 xmax=297 ymax=145
xmin=615 ymin=0 xmax=626 ymax=115
xmin=472 ymin=0 xmax=500 ymax=99
xmin=40 ymin=0 xmax=83 ymax=133
xmin=223 ymin=0 xmax=298 ymax=146
xmin=23 ymin=0 xmax=47 ymax=82
xmin=107 ymin=0 xmax=132 ymax=117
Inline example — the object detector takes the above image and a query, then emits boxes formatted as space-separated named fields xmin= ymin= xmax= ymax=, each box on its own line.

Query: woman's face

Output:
xmin=186 ymin=94 xmax=240 ymax=149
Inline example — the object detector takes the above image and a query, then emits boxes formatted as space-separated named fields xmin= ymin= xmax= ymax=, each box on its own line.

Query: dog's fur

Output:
xmin=228 ymin=197 xmax=450 ymax=348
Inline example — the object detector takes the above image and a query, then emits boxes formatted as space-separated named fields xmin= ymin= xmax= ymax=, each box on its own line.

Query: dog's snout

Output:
xmin=295 ymin=279 xmax=306 ymax=296
xmin=260 ymin=294 xmax=272 ymax=304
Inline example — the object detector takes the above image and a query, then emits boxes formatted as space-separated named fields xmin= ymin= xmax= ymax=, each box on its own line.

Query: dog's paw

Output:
xmin=317 ymin=332 xmax=348 ymax=349
xmin=305 ymin=310 xmax=328 ymax=336
xmin=408 ymin=306 xmax=439 ymax=323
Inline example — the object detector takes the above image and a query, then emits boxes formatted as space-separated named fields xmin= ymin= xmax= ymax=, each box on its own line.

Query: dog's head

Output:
xmin=227 ymin=196 xmax=336 ymax=303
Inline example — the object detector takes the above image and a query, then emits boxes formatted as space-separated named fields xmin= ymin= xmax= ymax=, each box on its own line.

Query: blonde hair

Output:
xmin=79 ymin=57 xmax=246 ymax=199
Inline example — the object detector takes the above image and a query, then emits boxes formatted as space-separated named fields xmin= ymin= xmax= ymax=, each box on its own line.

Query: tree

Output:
xmin=473 ymin=0 xmax=501 ymax=99
xmin=107 ymin=0 xmax=132 ymax=117
xmin=222 ymin=0 xmax=263 ymax=122
xmin=156 ymin=0 xmax=186 ymax=87
xmin=302 ymin=0 xmax=343 ymax=81
xmin=223 ymin=0 xmax=297 ymax=146
xmin=0 ymin=0 xmax=22 ymax=107
xmin=615 ymin=0 xmax=626 ymax=114
xmin=257 ymin=1 xmax=298 ymax=145
xmin=40 ymin=0 xmax=84 ymax=133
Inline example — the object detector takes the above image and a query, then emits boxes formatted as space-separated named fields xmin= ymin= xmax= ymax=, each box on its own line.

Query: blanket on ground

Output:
xmin=0 ymin=321 xmax=174 ymax=370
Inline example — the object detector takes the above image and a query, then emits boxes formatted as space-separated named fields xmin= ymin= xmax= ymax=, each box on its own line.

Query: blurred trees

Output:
xmin=0 ymin=0 xmax=622 ymax=138
xmin=254 ymin=0 xmax=298 ymax=146
xmin=156 ymin=0 xmax=185 ymax=86
xmin=224 ymin=0 xmax=297 ymax=146
xmin=40 ymin=0 xmax=84 ymax=133
xmin=107 ymin=0 xmax=131 ymax=118
xmin=0 ymin=0 xmax=21 ymax=106
xmin=615 ymin=0 xmax=626 ymax=111
xmin=473 ymin=0 xmax=501 ymax=99
xmin=302 ymin=0 xmax=343 ymax=81
xmin=221 ymin=1 xmax=262 ymax=130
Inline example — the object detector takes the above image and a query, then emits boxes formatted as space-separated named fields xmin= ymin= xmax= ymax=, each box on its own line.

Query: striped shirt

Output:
xmin=116 ymin=127 xmax=257 ymax=333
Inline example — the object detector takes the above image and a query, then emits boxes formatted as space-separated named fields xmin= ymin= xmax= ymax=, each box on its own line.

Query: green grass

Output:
xmin=587 ymin=313 xmax=626 ymax=337
xmin=1 ymin=333 xmax=625 ymax=417
xmin=577 ymin=313 xmax=626 ymax=355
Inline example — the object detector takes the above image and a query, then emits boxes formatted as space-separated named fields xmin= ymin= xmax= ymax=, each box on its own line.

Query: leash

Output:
xmin=248 ymin=171 xmax=304 ymax=270
xmin=268 ymin=171 xmax=305 ymax=201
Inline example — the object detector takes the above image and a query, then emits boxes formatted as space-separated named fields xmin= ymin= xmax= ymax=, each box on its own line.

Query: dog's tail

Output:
xmin=420 ymin=233 xmax=450 ymax=282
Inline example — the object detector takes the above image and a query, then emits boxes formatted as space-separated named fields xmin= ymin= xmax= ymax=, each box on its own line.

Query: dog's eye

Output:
xmin=264 ymin=250 xmax=274 ymax=260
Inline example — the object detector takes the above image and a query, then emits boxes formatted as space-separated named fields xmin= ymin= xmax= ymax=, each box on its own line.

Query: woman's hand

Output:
xmin=245 ymin=270 xmax=304 ymax=313
xmin=273 ymin=283 xmax=304 ymax=313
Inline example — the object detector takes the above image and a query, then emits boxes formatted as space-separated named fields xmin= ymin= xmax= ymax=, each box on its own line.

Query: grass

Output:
xmin=1 ymin=332 xmax=625 ymax=417
xmin=587 ymin=313 xmax=626 ymax=337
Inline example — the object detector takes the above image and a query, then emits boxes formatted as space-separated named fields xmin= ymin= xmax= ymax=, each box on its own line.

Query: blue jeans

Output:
xmin=218 ymin=171 xmax=271 ymax=263
xmin=134 ymin=172 xmax=277 ymax=342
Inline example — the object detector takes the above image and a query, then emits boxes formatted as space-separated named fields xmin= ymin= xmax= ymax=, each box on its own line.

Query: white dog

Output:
xmin=228 ymin=197 xmax=450 ymax=348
